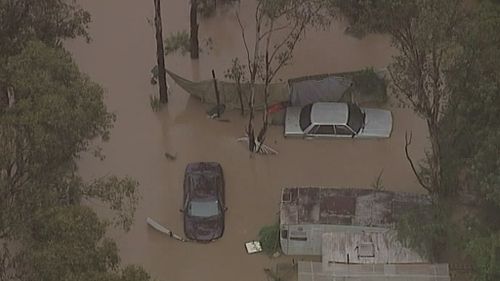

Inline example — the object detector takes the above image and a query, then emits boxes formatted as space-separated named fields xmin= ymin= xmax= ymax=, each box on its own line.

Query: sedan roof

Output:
xmin=310 ymin=102 xmax=348 ymax=125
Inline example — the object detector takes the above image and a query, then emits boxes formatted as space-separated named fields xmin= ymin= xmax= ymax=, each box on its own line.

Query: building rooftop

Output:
xmin=322 ymin=231 xmax=426 ymax=265
xmin=280 ymin=187 xmax=430 ymax=227
xmin=298 ymin=261 xmax=450 ymax=281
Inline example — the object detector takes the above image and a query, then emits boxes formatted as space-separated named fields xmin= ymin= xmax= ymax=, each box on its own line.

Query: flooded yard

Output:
xmin=66 ymin=0 xmax=429 ymax=280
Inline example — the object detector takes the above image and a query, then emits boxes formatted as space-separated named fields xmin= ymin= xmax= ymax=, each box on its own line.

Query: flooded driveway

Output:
xmin=66 ymin=1 xmax=428 ymax=280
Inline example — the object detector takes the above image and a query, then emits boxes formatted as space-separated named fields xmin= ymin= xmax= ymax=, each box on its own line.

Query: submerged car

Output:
xmin=284 ymin=102 xmax=393 ymax=138
xmin=181 ymin=162 xmax=226 ymax=242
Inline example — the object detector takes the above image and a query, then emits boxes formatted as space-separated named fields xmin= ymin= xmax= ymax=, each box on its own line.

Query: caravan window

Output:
xmin=289 ymin=230 xmax=307 ymax=241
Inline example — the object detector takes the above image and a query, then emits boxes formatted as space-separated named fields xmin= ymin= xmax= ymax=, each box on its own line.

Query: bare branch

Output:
xmin=405 ymin=131 xmax=431 ymax=192
xmin=236 ymin=12 xmax=252 ymax=76
xmin=259 ymin=24 xmax=290 ymax=40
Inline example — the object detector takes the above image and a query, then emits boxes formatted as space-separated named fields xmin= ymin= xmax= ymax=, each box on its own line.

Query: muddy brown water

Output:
xmin=66 ymin=1 xmax=429 ymax=280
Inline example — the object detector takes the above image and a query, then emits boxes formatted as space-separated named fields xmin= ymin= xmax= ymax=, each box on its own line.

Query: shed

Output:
xmin=279 ymin=187 xmax=430 ymax=255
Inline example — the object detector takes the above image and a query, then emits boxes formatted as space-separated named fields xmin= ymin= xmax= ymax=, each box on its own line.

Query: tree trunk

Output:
xmin=190 ymin=0 xmax=199 ymax=59
xmin=236 ymin=78 xmax=244 ymax=116
xmin=211 ymin=69 xmax=221 ymax=118
xmin=427 ymin=120 xmax=442 ymax=194
xmin=154 ymin=0 xmax=168 ymax=103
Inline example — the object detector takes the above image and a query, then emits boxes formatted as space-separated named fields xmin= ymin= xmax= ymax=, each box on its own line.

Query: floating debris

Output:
xmin=146 ymin=217 xmax=189 ymax=242
xmin=237 ymin=136 xmax=278 ymax=155
xmin=164 ymin=152 xmax=177 ymax=160
xmin=207 ymin=104 xmax=226 ymax=119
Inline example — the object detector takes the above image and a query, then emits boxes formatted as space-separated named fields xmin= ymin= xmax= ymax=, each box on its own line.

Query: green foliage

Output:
xmin=0 ymin=2 xmax=149 ymax=280
xmin=0 ymin=41 xmax=117 ymax=239
xmin=82 ymin=176 xmax=140 ymax=232
xmin=19 ymin=206 xmax=119 ymax=281
xmin=0 ymin=0 xmax=91 ymax=58
xmin=440 ymin=0 xmax=500 ymax=205
xmin=10 ymin=206 xmax=152 ymax=281
xmin=350 ymin=68 xmax=387 ymax=104
xmin=0 ymin=41 xmax=148 ymax=280
xmin=460 ymin=210 xmax=500 ymax=281
xmin=224 ymin=58 xmax=246 ymax=82
xmin=258 ymin=222 xmax=280 ymax=255
xmin=198 ymin=0 xmax=239 ymax=17
xmin=164 ymin=31 xmax=191 ymax=56
xmin=396 ymin=204 xmax=458 ymax=261
xmin=149 ymin=94 xmax=162 ymax=112
xmin=120 ymin=265 xmax=152 ymax=281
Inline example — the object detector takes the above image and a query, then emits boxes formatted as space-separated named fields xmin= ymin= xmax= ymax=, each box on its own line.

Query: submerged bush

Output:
xmin=164 ymin=31 xmax=190 ymax=56
xmin=351 ymin=67 xmax=388 ymax=104
xmin=258 ymin=222 xmax=281 ymax=256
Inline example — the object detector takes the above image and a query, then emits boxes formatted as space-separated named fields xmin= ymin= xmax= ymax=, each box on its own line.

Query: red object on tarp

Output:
xmin=267 ymin=102 xmax=287 ymax=113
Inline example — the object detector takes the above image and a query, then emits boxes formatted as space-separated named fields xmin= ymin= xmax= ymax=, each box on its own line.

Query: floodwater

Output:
xmin=66 ymin=1 xmax=428 ymax=280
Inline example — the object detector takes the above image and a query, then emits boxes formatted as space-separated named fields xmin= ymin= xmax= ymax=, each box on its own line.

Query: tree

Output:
xmin=0 ymin=0 xmax=92 ymax=107
xmin=153 ymin=0 xmax=169 ymax=103
xmin=190 ymin=0 xmax=200 ymax=59
xmin=224 ymin=58 xmax=246 ymax=115
xmin=236 ymin=0 xmax=327 ymax=153
xmin=0 ymin=41 xmax=145 ymax=280
xmin=4 ymin=206 xmax=151 ymax=281
xmin=332 ymin=0 xmax=466 ymax=195
xmin=0 ymin=0 xmax=91 ymax=55
xmin=439 ymin=2 xmax=500 ymax=279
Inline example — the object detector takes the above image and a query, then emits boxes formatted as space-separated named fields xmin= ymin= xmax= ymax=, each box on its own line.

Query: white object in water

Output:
xmin=245 ymin=241 xmax=263 ymax=254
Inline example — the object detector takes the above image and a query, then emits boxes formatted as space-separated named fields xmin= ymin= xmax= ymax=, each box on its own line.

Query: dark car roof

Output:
xmin=185 ymin=162 xmax=223 ymax=199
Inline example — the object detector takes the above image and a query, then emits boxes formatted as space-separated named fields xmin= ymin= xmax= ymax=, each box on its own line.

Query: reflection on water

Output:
xmin=66 ymin=0 xmax=428 ymax=280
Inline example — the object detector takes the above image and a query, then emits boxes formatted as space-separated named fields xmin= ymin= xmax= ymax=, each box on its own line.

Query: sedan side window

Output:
xmin=311 ymin=125 xmax=334 ymax=135
xmin=334 ymin=125 xmax=354 ymax=135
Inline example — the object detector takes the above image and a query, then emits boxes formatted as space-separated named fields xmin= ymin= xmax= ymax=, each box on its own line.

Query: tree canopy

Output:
xmin=330 ymin=1 xmax=500 ymax=279
xmin=0 ymin=2 xmax=149 ymax=281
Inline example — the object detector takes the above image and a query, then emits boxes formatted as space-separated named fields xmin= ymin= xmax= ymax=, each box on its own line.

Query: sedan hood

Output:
xmin=184 ymin=215 xmax=224 ymax=242
xmin=284 ymin=107 xmax=303 ymax=137
xmin=359 ymin=108 xmax=393 ymax=138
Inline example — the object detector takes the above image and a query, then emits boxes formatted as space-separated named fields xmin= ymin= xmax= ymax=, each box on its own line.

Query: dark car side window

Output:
xmin=312 ymin=125 xmax=334 ymax=135
xmin=347 ymin=103 xmax=364 ymax=133
xmin=299 ymin=104 xmax=313 ymax=131
xmin=334 ymin=125 xmax=353 ymax=135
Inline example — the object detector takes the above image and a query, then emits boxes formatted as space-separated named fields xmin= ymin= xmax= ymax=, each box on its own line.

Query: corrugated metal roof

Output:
xmin=298 ymin=261 xmax=451 ymax=281
xmin=280 ymin=187 xmax=430 ymax=227
xmin=322 ymin=231 xmax=427 ymax=265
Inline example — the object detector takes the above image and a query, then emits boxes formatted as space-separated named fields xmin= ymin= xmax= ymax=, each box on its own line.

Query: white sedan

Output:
xmin=284 ymin=102 xmax=393 ymax=138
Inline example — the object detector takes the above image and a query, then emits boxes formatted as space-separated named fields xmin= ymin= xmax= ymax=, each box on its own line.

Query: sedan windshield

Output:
xmin=189 ymin=200 xmax=220 ymax=217
xmin=299 ymin=104 xmax=313 ymax=131
xmin=347 ymin=103 xmax=364 ymax=133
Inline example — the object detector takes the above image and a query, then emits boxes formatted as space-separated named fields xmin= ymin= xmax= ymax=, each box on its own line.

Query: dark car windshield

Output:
xmin=299 ymin=104 xmax=313 ymax=131
xmin=188 ymin=173 xmax=217 ymax=189
xmin=189 ymin=200 xmax=220 ymax=217
xmin=347 ymin=103 xmax=364 ymax=133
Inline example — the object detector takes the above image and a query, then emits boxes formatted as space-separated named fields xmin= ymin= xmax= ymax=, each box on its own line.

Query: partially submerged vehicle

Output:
xmin=181 ymin=162 xmax=226 ymax=242
xmin=284 ymin=102 xmax=393 ymax=138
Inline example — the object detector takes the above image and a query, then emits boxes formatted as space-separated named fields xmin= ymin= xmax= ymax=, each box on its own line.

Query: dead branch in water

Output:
xmin=237 ymin=136 xmax=278 ymax=155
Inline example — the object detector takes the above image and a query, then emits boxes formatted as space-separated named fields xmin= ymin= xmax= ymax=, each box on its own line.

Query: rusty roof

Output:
xmin=280 ymin=187 xmax=430 ymax=227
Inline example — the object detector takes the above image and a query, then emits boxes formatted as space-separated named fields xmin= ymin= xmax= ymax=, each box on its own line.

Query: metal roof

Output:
xmin=280 ymin=187 xmax=431 ymax=227
xmin=310 ymin=102 xmax=348 ymax=125
xmin=321 ymin=231 xmax=427 ymax=265
xmin=298 ymin=261 xmax=451 ymax=281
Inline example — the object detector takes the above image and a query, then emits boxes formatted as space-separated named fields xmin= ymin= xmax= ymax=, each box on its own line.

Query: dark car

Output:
xmin=181 ymin=162 xmax=226 ymax=242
